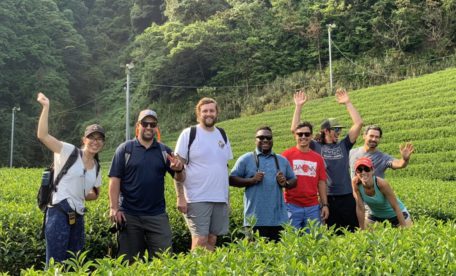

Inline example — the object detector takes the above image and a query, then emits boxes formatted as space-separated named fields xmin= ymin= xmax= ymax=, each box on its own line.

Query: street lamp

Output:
xmin=125 ymin=62 xmax=134 ymax=141
xmin=10 ymin=106 xmax=20 ymax=167
xmin=327 ymin=23 xmax=336 ymax=95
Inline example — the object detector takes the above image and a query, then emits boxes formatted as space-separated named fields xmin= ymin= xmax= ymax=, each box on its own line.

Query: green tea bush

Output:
xmin=21 ymin=219 xmax=456 ymax=275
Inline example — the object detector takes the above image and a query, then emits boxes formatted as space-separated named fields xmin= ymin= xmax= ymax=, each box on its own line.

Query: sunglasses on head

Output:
xmin=140 ymin=121 xmax=157 ymax=128
xmin=256 ymin=135 xmax=272 ymax=141
xmin=356 ymin=166 xmax=372 ymax=173
xmin=296 ymin=132 xmax=312 ymax=138
xmin=331 ymin=127 xmax=342 ymax=133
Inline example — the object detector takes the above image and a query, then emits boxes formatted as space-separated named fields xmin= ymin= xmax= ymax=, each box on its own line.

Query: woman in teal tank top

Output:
xmin=351 ymin=157 xmax=413 ymax=229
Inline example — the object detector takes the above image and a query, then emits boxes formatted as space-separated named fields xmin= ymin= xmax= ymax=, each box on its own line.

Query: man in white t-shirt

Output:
xmin=174 ymin=97 xmax=233 ymax=251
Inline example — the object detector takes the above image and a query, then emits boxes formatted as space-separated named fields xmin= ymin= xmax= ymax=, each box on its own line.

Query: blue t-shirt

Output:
xmin=349 ymin=147 xmax=394 ymax=178
xmin=230 ymin=149 xmax=296 ymax=226
xmin=311 ymin=135 xmax=354 ymax=195
xmin=109 ymin=139 xmax=174 ymax=216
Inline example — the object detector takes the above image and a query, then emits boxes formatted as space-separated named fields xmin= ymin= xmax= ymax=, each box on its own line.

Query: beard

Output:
xmin=368 ymin=141 xmax=378 ymax=148
xmin=141 ymin=129 xmax=155 ymax=142
xmin=202 ymin=116 xmax=217 ymax=128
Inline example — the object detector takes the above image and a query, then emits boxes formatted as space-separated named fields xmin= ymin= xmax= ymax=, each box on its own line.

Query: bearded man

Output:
xmin=174 ymin=98 xmax=233 ymax=251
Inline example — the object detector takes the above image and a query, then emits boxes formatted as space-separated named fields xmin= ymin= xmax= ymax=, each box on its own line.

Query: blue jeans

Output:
xmin=45 ymin=199 xmax=84 ymax=266
xmin=287 ymin=203 xmax=321 ymax=231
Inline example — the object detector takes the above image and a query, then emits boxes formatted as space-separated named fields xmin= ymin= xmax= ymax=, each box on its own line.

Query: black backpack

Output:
xmin=37 ymin=147 xmax=101 ymax=212
xmin=37 ymin=147 xmax=79 ymax=212
xmin=186 ymin=126 xmax=227 ymax=164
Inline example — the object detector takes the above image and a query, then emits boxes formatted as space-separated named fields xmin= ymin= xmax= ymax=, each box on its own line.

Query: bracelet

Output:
xmin=321 ymin=203 xmax=329 ymax=208
xmin=174 ymin=168 xmax=184 ymax=173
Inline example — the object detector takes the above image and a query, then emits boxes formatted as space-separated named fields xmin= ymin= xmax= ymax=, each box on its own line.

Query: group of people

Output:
xmin=36 ymin=88 xmax=414 ymax=265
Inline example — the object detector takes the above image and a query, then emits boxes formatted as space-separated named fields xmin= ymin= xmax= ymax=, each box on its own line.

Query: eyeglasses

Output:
xmin=296 ymin=132 xmax=312 ymax=138
xmin=331 ymin=127 xmax=342 ymax=133
xmin=140 ymin=121 xmax=157 ymax=128
xmin=256 ymin=136 xmax=273 ymax=141
xmin=87 ymin=136 xmax=104 ymax=142
xmin=356 ymin=166 xmax=372 ymax=173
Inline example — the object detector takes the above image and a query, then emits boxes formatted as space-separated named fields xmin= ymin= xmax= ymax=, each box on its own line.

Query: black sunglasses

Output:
xmin=296 ymin=132 xmax=312 ymax=138
xmin=356 ymin=166 xmax=372 ymax=173
xmin=140 ymin=121 xmax=157 ymax=128
xmin=330 ymin=127 xmax=342 ymax=133
xmin=256 ymin=136 xmax=272 ymax=141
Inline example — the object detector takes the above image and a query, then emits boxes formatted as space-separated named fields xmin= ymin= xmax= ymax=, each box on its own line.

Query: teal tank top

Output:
xmin=358 ymin=176 xmax=405 ymax=218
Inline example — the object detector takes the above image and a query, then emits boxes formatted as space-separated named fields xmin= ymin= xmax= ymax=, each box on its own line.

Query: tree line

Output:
xmin=1 ymin=0 xmax=455 ymax=167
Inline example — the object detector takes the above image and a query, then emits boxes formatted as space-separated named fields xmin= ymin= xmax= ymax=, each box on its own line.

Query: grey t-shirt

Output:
xmin=311 ymin=135 xmax=354 ymax=195
xmin=349 ymin=147 xmax=395 ymax=178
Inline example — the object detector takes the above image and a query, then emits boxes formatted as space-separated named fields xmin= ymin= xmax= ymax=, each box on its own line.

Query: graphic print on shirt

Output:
xmin=321 ymin=146 xmax=344 ymax=160
xmin=293 ymin=160 xmax=317 ymax=177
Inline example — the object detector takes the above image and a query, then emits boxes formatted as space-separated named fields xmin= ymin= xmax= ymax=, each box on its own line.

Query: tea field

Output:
xmin=1 ymin=68 xmax=456 ymax=274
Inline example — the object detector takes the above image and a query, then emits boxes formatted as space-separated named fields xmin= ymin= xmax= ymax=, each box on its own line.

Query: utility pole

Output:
xmin=10 ymin=106 xmax=20 ymax=167
xmin=327 ymin=24 xmax=336 ymax=95
xmin=125 ymin=62 xmax=134 ymax=141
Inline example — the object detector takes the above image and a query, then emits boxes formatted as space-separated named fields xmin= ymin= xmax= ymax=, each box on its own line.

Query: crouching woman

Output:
xmin=37 ymin=92 xmax=105 ymax=265
xmin=352 ymin=157 xmax=413 ymax=230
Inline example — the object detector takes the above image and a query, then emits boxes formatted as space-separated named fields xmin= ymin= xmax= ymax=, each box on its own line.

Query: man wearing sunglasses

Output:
xmin=349 ymin=125 xmax=414 ymax=178
xmin=291 ymin=89 xmax=363 ymax=233
xmin=108 ymin=109 xmax=185 ymax=262
xmin=230 ymin=126 xmax=296 ymax=242
xmin=282 ymin=122 xmax=328 ymax=231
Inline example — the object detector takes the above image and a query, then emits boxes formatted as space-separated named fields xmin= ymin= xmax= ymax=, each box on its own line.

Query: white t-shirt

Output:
xmin=175 ymin=125 xmax=233 ymax=203
xmin=52 ymin=142 xmax=102 ymax=214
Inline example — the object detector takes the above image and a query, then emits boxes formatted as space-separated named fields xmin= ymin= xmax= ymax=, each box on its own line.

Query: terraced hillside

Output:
xmin=211 ymin=67 xmax=456 ymax=181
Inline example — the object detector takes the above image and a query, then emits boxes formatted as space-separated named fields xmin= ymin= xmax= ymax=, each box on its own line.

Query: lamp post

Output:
xmin=327 ymin=23 xmax=336 ymax=95
xmin=125 ymin=62 xmax=134 ymax=141
xmin=10 ymin=106 xmax=20 ymax=167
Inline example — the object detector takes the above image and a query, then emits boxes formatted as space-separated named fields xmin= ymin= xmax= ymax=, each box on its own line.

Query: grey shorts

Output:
xmin=185 ymin=202 xmax=229 ymax=236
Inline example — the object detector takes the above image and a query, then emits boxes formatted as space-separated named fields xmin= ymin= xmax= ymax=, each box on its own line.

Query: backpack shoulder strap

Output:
xmin=187 ymin=126 xmax=197 ymax=165
xmin=157 ymin=142 xmax=168 ymax=165
xmin=124 ymin=140 xmax=134 ymax=167
xmin=253 ymin=151 xmax=259 ymax=170
xmin=272 ymin=153 xmax=280 ymax=171
xmin=216 ymin=126 xmax=228 ymax=144
xmin=95 ymin=159 xmax=100 ymax=177
xmin=54 ymin=147 xmax=79 ymax=189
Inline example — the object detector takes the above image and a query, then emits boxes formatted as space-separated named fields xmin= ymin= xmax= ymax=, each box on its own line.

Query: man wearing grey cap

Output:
xmin=291 ymin=88 xmax=363 ymax=233
xmin=108 ymin=109 xmax=185 ymax=261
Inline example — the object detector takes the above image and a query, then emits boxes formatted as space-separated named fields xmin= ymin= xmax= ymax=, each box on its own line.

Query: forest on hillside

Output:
xmin=1 ymin=0 xmax=456 ymax=167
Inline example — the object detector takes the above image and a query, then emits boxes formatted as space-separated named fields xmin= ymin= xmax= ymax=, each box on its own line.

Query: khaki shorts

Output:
xmin=185 ymin=202 xmax=229 ymax=236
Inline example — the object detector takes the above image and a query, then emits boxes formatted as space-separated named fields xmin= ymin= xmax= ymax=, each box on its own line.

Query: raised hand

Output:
xmin=399 ymin=142 xmax=415 ymax=161
xmin=37 ymin=92 xmax=50 ymax=107
xmin=294 ymin=91 xmax=308 ymax=106
xmin=335 ymin=88 xmax=350 ymax=105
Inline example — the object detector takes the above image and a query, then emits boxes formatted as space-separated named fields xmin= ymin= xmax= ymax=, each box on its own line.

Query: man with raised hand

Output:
xmin=108 ymin=109 xmax=185 ymax=262
xmin=230 ymin=126 xmax=296 ymax=242
xmin=174 ymin=97 xmax=233 ymax=251
xmin=282 ymin=122 xmax=328 ymax=231
xmin=291 ymin=89 xmax=363 ymax=233
xmin=349 ymin=125 xmax=414 ymax=178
